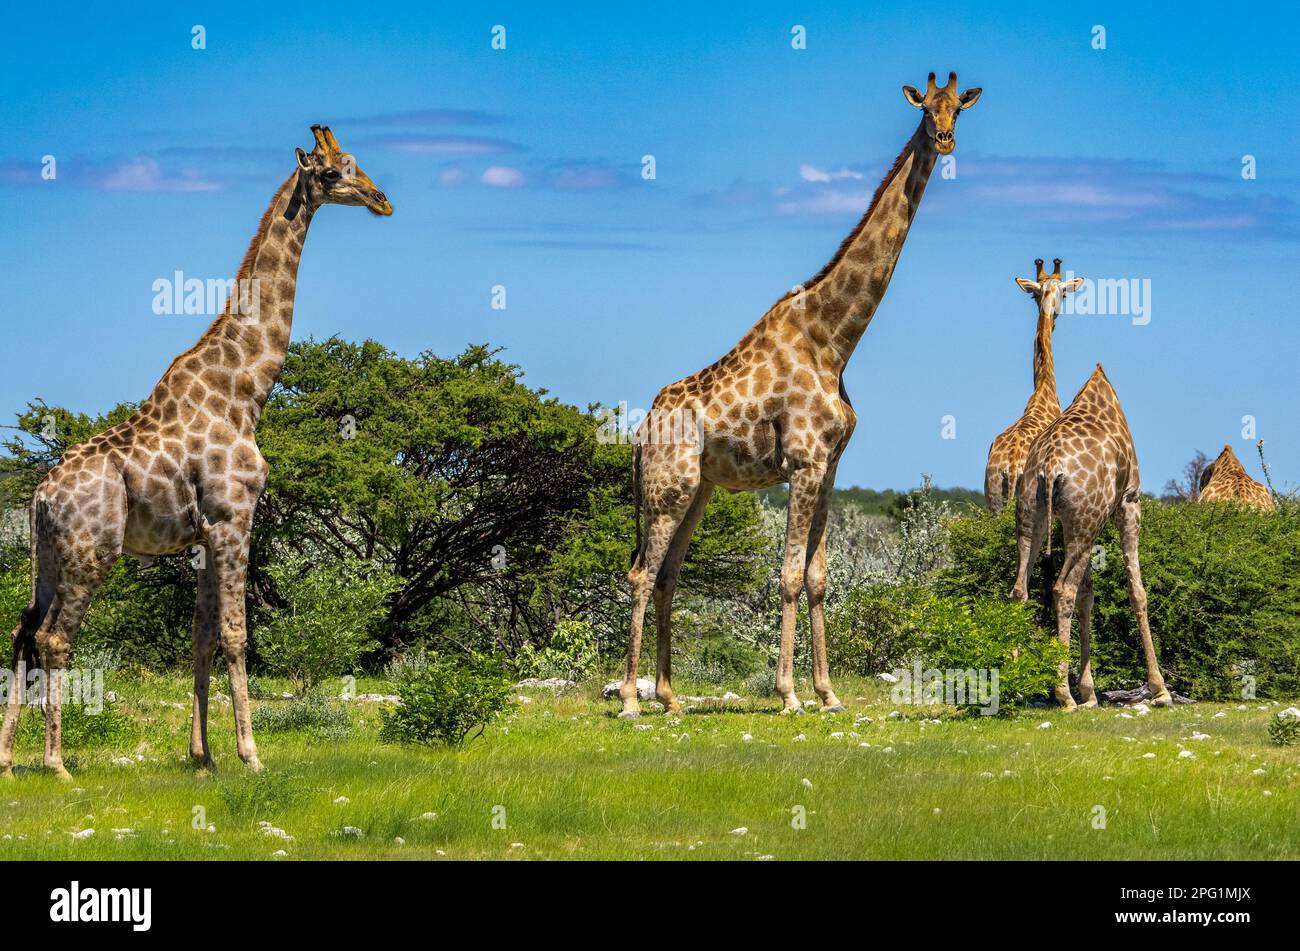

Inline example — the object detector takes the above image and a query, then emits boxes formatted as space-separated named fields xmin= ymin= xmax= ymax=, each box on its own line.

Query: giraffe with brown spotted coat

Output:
xmin=619 ymin=74 xmax=982 ymax=717
xmin=0 ymin=126 xmax=392 ymax=779
xmin=984 ymin=257 xmax=1083 ymax=512
xmin=1011 ymin=365 xmax=1172 ymax=710
xmin=1197 ymin=444 xmax=1275 ymax=510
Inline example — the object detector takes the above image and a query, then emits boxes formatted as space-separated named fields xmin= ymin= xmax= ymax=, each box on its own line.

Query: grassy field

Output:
xmin=1 ymin=671 xmax=1297 ymax=860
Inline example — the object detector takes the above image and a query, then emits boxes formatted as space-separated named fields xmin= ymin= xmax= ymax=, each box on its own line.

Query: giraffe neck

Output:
xmin=795 ymin=121 xmax=938 ymax=371
xmin=150 ymin=171 xmax=316 ymax=425
xmin=1029 ymin=309 xmax=1058 ymax=407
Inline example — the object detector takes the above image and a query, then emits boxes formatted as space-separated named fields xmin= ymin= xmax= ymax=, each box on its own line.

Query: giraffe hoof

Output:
xmin=51 ymin=767 xmax=74 ymax=782
xmin=0 ymin=768 xmax=13 ymax=781
xmin=1079 ymin=698 xmax=1099 ymax=710
xmin=1149 ymin=691 xmax=1173 ymax=707
xmin=780 ymin=705 xmax=805 ymax=716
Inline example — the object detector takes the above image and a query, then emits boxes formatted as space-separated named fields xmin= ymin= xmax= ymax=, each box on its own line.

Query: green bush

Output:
xmin=940 ymin=502 xmax=1300 ymax=700
xmin=916 ymin=595 xmax=1066 ymax=709
xmin=256 ymin=556 xmax=400 ymax=695
xmin=514 ymin=618 xmax=599 ymax=681
xmin=251 ymin=688 xmax=350 ymax=739
xmin=1268 ymin=712 xmax=1300 ymax=747
xmin=15 ymin=693 xmax=136 ymax=749
xmin=674 ymin=632 xmax=769 ymax=685
xmin=381 ymin=654 xmax=514 ymax=747
xmin=827 ymin=581 xmax=931 ymax=675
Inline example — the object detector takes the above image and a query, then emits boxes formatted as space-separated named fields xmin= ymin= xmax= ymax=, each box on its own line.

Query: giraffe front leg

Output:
xmin=776 ymin=468 xmax=824 ymax=713
xmin=1075 ymin=566 xmax=1098 ymax=708
xmin=206 ymin=521 xmax=261 ymax=770
xmin=804 ymin=469 xmax=842 ymax=712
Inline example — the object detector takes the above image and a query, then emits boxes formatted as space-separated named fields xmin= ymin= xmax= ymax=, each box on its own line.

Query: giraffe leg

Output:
xmin=1050 ymin=525 xmax=1094 ymax=712
xmin=1075 ymin=565 xmax=1098 ymax=708
xmin=206 ymin=520 xmax=261 ymax=769
xmin=1115 ymin=499 xmax=1172 ymax=706
xmin=189 ymin=558 xmax=219 ymax=769
xmin=804 ymin=471 xmax=842 ymax=712
xmin=622 ymin=450 xmax=699 ymax=718
xmin=776 ymin=467 xmax=825 ymax=713
xmin=651 ymin=484 xmax=713 ymax=714
xmin=1010 ymin=479 xmax=1048 ymax=603
xmin=38 ymin=560 xmax=113 ymax=780
xmin=0 ymin=572 xmax=53 ymax=778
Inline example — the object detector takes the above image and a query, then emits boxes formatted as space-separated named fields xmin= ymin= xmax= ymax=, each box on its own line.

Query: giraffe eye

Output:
xmin=323 ymin=168 xmax=341 ymax=181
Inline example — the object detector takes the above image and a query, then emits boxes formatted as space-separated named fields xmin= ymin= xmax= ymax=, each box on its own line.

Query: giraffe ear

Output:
xmin=295 ymin=147 xmax=311 ymax=171
xmin=902 ymin=85 xmax=926 ymax=108
xmin=958 ymin=87 xmax=982 ymax=109
xmin=1061 ymin=277 xmax=1085 ymax=294
xmin=1015 ymin=278 xmax=1039 ymax=295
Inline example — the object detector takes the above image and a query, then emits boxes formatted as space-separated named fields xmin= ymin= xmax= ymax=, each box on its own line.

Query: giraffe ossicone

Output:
xmin=618 ymin=74 xmax=981 ymax=718
xmin=0 ymin=125 xmax=392 ymax=779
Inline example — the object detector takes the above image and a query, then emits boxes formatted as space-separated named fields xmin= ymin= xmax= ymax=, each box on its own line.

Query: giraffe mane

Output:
xmin=776 ymin=123 xmax=920 ymax=305
xmin=233 ymin=172 xmax=299 ymax=283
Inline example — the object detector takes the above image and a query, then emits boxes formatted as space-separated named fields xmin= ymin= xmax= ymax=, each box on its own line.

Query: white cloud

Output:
xmin=481 ymin=166 xmax=525 ymax=188
xmin=799 ymin=163 xmax=864 ymax=184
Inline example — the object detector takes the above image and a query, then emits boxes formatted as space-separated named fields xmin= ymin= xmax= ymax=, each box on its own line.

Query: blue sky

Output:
xmin=2 ymin=1 xmax=1296 ymax=492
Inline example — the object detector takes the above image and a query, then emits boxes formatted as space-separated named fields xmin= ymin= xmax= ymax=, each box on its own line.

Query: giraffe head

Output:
xmin=292 ymin=124 xmax=393 ymax=217
xmin=902 ymin=72 xmax=981 ymax=154
xmin=1015 ymin=257 xmax=1084 ymax=324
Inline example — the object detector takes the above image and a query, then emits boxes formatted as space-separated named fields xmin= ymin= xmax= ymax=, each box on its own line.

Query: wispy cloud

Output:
xmin=360 ymin=133 xmax=524 ymax=155
xmin=435 ymin=159 xmax=634 ymax=192
xmin=340 ymin=108 xmax=501 ymax=127
xmin=0 ymin=154 xmax=222 ymax=192
xmin=693 ymin=154 xmax=1299 ymax=240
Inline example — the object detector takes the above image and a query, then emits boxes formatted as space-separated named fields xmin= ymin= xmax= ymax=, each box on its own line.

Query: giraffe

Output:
xmin=1197 ymin=444 xmax=1276 ymax=510
xmin=0 ymin=125 xmax=391 ymax=779
xmin=619 ymin=73 xmax=981 ymax=717
xmin=983 ymin=257 xmax=1084 ymax=512
xmin=1010 ymin=365 xmax=1172 ymax=710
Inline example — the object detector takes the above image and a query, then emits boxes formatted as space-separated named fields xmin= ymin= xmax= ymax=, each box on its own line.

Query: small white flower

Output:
xmin=1178 ymin=750 xmax=1195 ymax=759
xmin=1190 ymin=732 xmax=1210 ymax=741
xmin=793 ymin=733 xmax=806 ymax=742
xmin=1038 ymin=722 xmax=1053 ymax=729
xmin=333 ymin=796 xmax=350 ymax=805
xmin=71 ymin=829 xmax=95 ymax=839
xmin=742 ymin=734 xmax=753 ymax=742
xmin=1141 ymin=752 xmax=1156 ymax=759
xmin=272 ymin=849 xmax=288 ymax=857
xmin=801 ymin=778 xmax=813 ymax=788
xmin=729 ymin=827 xmax=749 ymax=836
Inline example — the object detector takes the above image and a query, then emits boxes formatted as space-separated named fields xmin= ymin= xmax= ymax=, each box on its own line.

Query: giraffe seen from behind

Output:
xmin=1 ymin=126 xmax=392 ymax=779
xmin=984 ymin=257 xmax=1083 ymax=512
xmin=620 ymin=73 xmax=982 ymax=717
xmin=1010 ymin=365 xmax=1172 ymax=710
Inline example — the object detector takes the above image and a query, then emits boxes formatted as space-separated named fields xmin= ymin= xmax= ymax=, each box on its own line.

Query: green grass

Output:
xmin=1 ymin=672 xmax=1297 ymax=860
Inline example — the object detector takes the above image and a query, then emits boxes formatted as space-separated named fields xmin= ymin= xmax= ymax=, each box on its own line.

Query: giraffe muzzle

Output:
xmin=367 ymin=190 xmax=393 ymax=216
xmin=934 ymin=130 xmax=955 ymax=153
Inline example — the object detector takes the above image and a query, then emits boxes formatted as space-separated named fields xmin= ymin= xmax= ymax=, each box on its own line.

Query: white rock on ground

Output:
xmin=876 ymin=672 xmax=900 ymax=683
xmin=601 ymin=678 xmax=654 ymax=700
xmin=516 ymin=678 xmax=577 ymax=692
xmin=1279 ymin=707 xmax=1300 ymax=720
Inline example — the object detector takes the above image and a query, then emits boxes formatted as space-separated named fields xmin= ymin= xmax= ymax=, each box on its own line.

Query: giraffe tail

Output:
xmin=629 ymin=441 xmax=643 ymax=568
xmin=1039 ymin=471 xmax=1062 ymax=557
